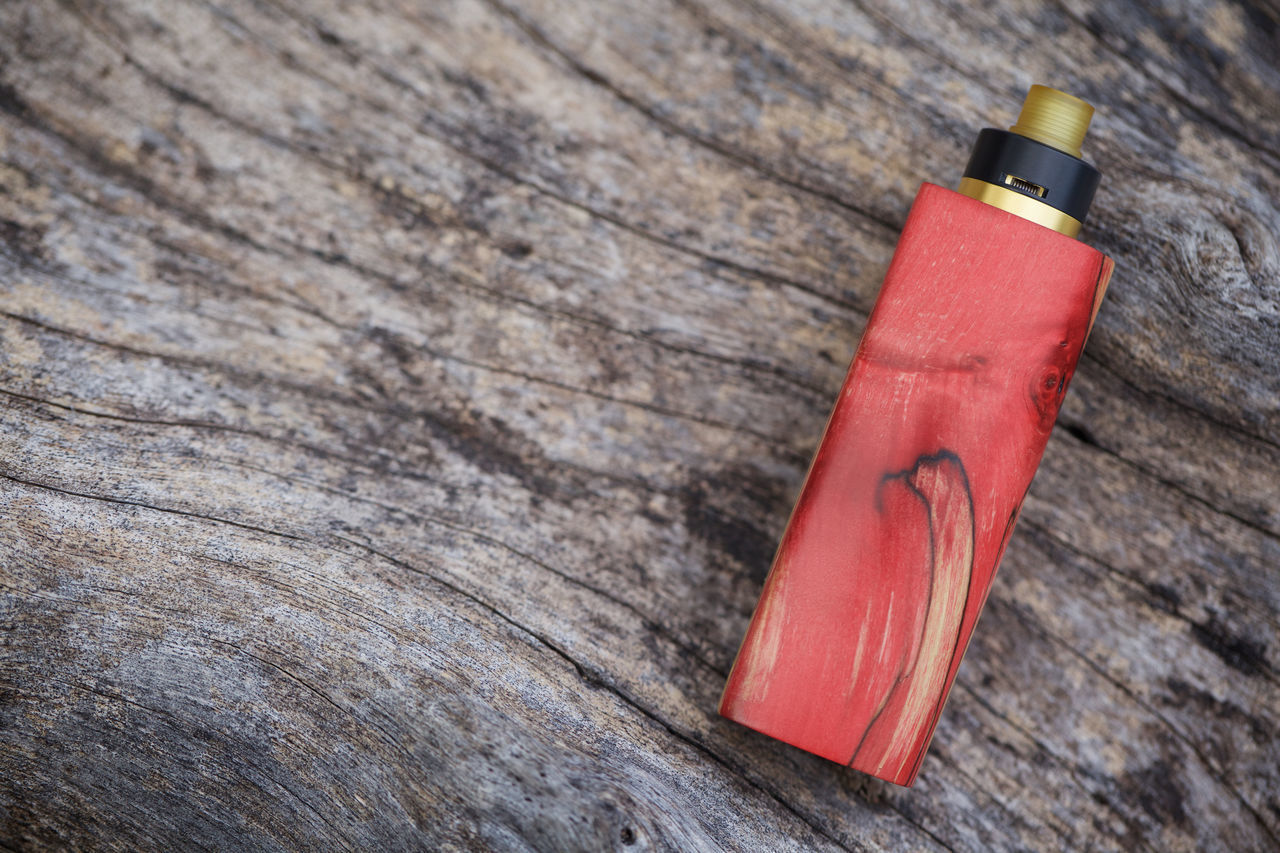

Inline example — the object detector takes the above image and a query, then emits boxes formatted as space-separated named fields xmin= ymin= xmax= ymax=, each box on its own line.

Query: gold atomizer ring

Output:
xmin=957 ymin=177 xmax=1083 ymax=238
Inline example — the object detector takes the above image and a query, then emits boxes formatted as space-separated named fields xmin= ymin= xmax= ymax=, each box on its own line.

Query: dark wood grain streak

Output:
xmin=0 ymin=0 xmax=1277 ymax=849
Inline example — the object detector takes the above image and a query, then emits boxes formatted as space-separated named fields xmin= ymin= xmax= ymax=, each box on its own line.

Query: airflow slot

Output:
xmin=1003 ymin=174 xmax=1047 ymax=198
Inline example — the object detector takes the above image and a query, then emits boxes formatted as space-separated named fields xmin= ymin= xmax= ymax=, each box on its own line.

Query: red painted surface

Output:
xmin=719 ymin=183 xmax=1113 ymax=786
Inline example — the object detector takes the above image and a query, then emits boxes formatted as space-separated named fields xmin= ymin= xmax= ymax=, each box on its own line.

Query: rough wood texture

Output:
xmin=0 ymin=1 xmax=1276 ymax=850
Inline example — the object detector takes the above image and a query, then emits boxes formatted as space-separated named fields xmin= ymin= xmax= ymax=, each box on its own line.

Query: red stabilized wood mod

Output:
xmin=720 ymin=86 xmax=1114 ymax=786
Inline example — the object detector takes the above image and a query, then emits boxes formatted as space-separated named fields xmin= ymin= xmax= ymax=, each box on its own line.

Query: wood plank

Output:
xmin=1 ymin=0 xmax=1276 ymax=849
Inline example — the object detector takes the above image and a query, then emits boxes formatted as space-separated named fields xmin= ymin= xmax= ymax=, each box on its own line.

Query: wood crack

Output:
xmin=1055 ymin=415 xmax=1280 ymax=542
xmin=460 ymin=0 xmax=900 ymax=237
xmin=996 ymin=596 xmax=1280 ymax=845
xmin=61 ymin=0 xmax=873 ymax=323
xmin=334 ymin=535 xmax=874 ymax=853
xmin=0 ymin=470 xmax=311 ymax=543
xmin=0 ymin=306 xmax=792 ymax=449
xmin=949 ymin=679 xmax=1157 ymax=852
xmin=222 ymin=456 xmax=733 ymax=682
xmin=1080 ymin=351 xmax=1280 ymax=453
xmin=1018 ymin=517 xmax=1280 ymax=674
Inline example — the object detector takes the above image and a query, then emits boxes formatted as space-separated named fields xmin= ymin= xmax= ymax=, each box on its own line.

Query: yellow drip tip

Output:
xmin=1009 ymin=85 xmax=1094 ymax=159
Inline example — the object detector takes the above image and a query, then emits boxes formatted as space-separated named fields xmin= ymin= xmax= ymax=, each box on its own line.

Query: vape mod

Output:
xmin=719 ymin=86 xmax=1113 ymax=786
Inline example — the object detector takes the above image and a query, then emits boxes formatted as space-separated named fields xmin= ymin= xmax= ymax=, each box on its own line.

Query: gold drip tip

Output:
xmin=1009 ymin=85 xmax=1094 ymax=159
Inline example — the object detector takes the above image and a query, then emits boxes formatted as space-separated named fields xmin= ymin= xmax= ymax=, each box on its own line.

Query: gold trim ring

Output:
xmin=957 ymin=177 xmax=1083 ymax=238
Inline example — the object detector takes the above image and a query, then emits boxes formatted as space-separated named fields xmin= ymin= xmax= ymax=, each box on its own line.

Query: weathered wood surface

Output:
xmin=0 ymin=0 xmax=1276 ymax=850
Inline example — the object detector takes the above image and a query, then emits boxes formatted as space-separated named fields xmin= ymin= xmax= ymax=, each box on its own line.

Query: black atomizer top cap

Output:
xmin=962 ymin=128 xmax=1100 ymax=224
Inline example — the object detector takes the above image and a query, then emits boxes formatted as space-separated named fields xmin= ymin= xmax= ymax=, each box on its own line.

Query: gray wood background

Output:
xmin=1 ymin=1 xmax=1277 ymax=850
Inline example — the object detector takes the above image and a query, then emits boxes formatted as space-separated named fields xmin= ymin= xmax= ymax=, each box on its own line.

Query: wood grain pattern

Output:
xmin=0 ymin=0 xmax=1277 ymax=850
xmin=720 ymin=185 xmax=1114 ymax=785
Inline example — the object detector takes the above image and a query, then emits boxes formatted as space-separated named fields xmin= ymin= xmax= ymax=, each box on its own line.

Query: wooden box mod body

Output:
xmin=719 ymin=183 xmax=1113 ymax=786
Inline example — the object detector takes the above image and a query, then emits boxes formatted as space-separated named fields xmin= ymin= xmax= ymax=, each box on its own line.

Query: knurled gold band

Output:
xmin=957 ymin=177 xmax=1083 ymax=238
